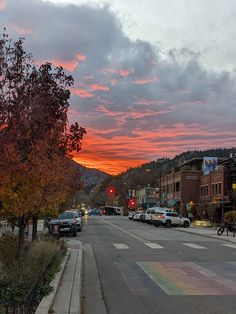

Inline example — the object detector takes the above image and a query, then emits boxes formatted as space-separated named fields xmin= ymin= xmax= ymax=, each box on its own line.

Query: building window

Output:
xmin=175 ymin=182 xmax=180 ymax=192
xmin=206 ymin=185 xmax=208 ymax=196
xmin=215 ymin=183 xmax=218 ymax=195
xmin=212 ymin=184 xmax=215 ymax=195
xmin=219 ymin=182 xmax=222 ymax=194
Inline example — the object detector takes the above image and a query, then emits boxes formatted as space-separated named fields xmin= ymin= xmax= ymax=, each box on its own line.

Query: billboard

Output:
xmin=202 ymin=157 xmax=218 ymax=175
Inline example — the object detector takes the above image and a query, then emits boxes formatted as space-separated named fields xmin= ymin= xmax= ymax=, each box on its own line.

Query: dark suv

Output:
xmin=48 ymin=211 xmax=77 ymax=237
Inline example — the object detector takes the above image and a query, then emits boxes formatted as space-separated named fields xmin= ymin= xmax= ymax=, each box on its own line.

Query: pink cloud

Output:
xmin=96 ymin=105 xmax=171 ymax=121
xmin=111 ymin=79 xmax=118 ymax=86
xmin=0 ymin=0 xmax=6 ymax=10
xmin=89 ymin=83 xmax=110 ymax=91
xmin=72 ymin=88 xmax=94 ymax=98
xmin=75 ymin=52 xmax=86 ymax=61
xmin=134 ymin=78 xmax=158 ymax=85
xmin=34 ymin=52 xmax=86 ymax=72
xmin=8 ymin=23 xmax=34 ymax=35
xmin=135 ymin=99 xmax=168 ymax=105
xmin=104 ymin=68 xmax=130 ymax=77
xmin=49 ymin=58 xmax=79 ymax=72
xmin=119 ymin=69 xmax=130 ymax=77
xmin=83 ymin=75 xmax=94 ymax=81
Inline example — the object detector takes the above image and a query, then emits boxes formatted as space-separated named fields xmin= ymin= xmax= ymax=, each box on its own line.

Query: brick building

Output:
xmin=160 ymin=158 xmax=203 ymax=215
xmin=160 ymin=157 xmax=233 ymax=220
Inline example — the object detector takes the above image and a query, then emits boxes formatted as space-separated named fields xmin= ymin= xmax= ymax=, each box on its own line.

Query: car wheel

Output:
xmin=165 ymin=220 xmax=171 ymax=228
xmin=183 ymin=221 xmax=190 ymax=228
xmin=72 ymin=229 xmax=77 ymax=237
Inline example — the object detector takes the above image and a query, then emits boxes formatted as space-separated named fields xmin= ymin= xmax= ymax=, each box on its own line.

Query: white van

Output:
xmin=144 ymin=206 xmax=162 ymax=224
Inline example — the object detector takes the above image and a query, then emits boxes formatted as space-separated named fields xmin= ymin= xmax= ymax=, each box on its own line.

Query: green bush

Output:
xmin=224 ymin=211 xmax=236 ymax=222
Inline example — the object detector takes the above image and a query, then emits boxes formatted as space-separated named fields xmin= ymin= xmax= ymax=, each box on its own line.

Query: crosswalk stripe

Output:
xmin=145 ymin=242 xmax=164 ymax=249
xmin=182 ymin=243 xmax=207 ymax=249
xmin=221 ymin=243 xmax=236 ymax=249
xmin=113 ymin=243 xmax=130 ymax=249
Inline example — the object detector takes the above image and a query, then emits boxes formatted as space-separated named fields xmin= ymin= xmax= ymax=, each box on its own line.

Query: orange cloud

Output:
xmin=72 ymin=87 xmax=94 ymax=98
xmin=72 ymin=130 xmax=148 ymax=175
xmin=70 ymin=123 xmax=236 ymax=175
xmin=89 ymin=84 xmax=110 ymax=91
xmin=0 ymin=0 xmax=6 ymax=10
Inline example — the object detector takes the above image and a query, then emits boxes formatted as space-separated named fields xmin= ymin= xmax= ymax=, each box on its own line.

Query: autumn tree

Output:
xmin=0 ymin=30 xmax=86 ymax=252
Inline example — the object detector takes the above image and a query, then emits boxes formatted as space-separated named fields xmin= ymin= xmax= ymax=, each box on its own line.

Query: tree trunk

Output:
xmin=32 ymin=215 xmax=38 ymax=241
xmin=17 ymin=215 xmax=27 ymax=259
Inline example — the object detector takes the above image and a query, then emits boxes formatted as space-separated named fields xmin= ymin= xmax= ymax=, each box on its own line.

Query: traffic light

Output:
xmin=106 ymin=185 xmax=116 ymax=196
xmin=129 ymin=198 xmax=136 ymax=209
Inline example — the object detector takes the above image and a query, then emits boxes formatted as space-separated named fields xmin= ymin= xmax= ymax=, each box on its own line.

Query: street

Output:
xmin=79 ymin=216 xmax=236 ymax=314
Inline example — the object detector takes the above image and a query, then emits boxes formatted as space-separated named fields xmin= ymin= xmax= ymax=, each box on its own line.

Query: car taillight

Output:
xmin=159 ymin=215 xmax=164 ymax=219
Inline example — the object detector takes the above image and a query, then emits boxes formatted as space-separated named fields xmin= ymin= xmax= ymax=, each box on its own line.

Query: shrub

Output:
xmin=0 ymin=236 xmax=67 ymax=304
xmin=224 ymin=211 xmax=236 ymax=222
xmin=0 ymin=232 xmax=29 ymax=267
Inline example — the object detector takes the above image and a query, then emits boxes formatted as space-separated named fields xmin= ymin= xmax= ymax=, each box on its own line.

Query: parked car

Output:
xmin=144 ymin=206 xmax=163 ymax=224
xmin=48 ymin=211 xmax=77 ymax=237
xmin=88 ymin=208 xmax=102 ymax=216
xmin=133 ymin=211 xmax=144 ymax=221
xmin=128 ymin=211 xmax=135 ymax=220
xmin=151 ymin=208 xmax=190 ymax=228
xmin=102 ymin=206 xmax=122 ymax=215
xmin=139 ymin=212 xmax=146 ymax=223
xmin=70 ymin=210 xmax=83 ymax=232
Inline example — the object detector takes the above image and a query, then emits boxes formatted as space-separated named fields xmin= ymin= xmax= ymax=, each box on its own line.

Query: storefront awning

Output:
xmin=167 ymin=199 xmax=180 ymax=207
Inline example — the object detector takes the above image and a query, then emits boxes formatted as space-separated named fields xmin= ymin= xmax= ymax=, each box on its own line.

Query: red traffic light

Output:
xmin=129 ymin=198 xmax=136 ymax=208
xmin=106 ymin=185 xmax=116 ymax=196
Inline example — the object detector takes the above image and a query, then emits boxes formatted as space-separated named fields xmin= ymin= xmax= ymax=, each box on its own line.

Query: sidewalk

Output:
xmin=36 ymin=239 xmax=83 ymax=314
xmin=174 ymin=225 xmax=236 ymax=243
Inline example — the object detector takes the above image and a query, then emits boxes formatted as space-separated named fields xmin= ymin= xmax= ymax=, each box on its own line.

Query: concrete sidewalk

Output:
xmin=34 ymin=240 xmax=83 ymax=314
xmin=174 ymin=225 xmax=236 ymax=243
xmin=50 ymin=240 xmax=83 ymax=314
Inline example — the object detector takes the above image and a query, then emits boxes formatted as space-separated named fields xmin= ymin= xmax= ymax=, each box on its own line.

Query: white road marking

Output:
xmin=113 ymin=243 xmax=130 ymax=249
xmin=221 ymin=243 xmax=236 ymax=249
xmin=182 ymin=243 xmax=207 ymax=249
xmin=145 ymin=242 xmax=164 ymax=249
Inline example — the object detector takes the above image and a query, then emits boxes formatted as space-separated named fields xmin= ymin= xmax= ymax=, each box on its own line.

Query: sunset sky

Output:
xmin=1 ymin=0 xmax=236 ymax=175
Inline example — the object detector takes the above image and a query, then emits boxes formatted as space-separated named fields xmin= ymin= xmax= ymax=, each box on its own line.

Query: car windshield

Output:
xmin=58 ymin=212 xmax=73 ymax=219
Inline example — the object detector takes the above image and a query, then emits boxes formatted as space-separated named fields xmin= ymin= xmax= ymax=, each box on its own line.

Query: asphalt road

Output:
xmin=79 ymin=216 xmax=236 ymax=314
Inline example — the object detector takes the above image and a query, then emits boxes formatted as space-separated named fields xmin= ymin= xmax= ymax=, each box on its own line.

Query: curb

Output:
xmin=70 ymin=245 xmax=83 ymax=313
xmin=35 ymin=250 xmax=70 ymax=314
xmin=173 ymin=227 xmax=236 ymax=244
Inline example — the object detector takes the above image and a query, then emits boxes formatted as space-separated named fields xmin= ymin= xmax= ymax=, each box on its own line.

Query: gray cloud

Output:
xmin=1 ymin=0 xmax=236 ymax=167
